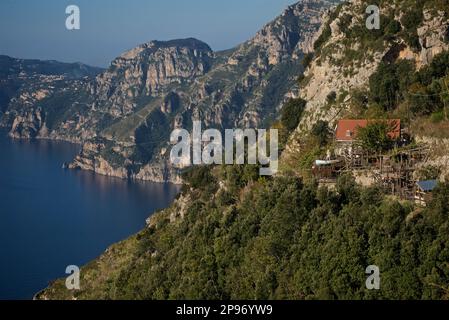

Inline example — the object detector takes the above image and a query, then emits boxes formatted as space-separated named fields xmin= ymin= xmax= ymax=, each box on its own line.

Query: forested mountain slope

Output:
xmin=37 ymin=0 xmax=449 ymax=300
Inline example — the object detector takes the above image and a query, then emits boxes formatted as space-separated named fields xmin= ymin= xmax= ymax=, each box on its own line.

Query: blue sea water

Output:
xmin=0 ymin=130 xmax=180 ymax=299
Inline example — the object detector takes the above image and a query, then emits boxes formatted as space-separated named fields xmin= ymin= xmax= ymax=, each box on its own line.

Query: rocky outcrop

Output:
xmin=89 ymin=38 xmax=213 ymax=117
xmin=290 ymin=0 xmax=449 ymax=134
xmin=398 ymin=9 xmax=449 ymax=68
xmin=418 ymin=10 xmax=449 ymax=66
xmin=0 ymin=55 xmax=102 ymax=138
xmin=68 ymin=139 xmax=183 ymax=183
xmin=9 ymin=108 xmax=46 ymax=138
xmin=415 ymin=136 xmax=449 ymax=181
xmin=1 ymin=0 xmax=341 ymax=183
xmin=282 ymin=0 xmax=449 ymax=169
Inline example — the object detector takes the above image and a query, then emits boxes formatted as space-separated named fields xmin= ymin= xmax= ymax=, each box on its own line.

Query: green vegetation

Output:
xmin=31 ymin=0 xmax=449 ymax=302
xmin=361 ymin=52 xmax=449 ymax=121
xmin=311 ymin=120 xmax=331 ymax=147
xmin=318 ymin=0 xmax=449 ymax=70
xmin=401 ymin=8 xmax=423 ymax=50
xmin=313 ymin=24 xmax=332 ymax=53
xmin=132 ymin=109 xmax=170 ymax=163
xmin=181 ymin=165 xmax=218 ymax=194
xmin=100 ymin=147 xmax=126 ymax=169
xmin=259 ymin=61 xmax=304 ymax=128
xmin=39 ymin=88 xmax=92 ymax=130
xmin=301 ymin=53 xmax=314 ymax=70
xmin=416 ymin=165 xmax=441 ymax=180
xmin=40 ymin=165 xmax=449 ymax=300
xmin=326 ymin=91 xmax=337 ymax=104
xmin=357 ymin=121 xmax=395 ymax=153
xmin=280 ymin=98 xmax=307 ymax=132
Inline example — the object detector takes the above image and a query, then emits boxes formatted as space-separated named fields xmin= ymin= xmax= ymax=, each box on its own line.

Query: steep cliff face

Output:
xmin=89 ymin=38 xmax=214 ymax=117
xmin=292 ymin=0 xmax=449 ymax=132
xmin=1 ymin=0 xmax=340 ymax=183
xmin=283 ymin=0 xmax=449 ymax=162
xmin=9 ymin=107 xmax=47 ymax=138
xmin=0 ymin=55 xmax=102 ymax=134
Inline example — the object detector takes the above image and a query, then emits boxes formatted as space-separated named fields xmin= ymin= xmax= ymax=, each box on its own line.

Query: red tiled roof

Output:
xmin=335 ymin=119 xmax=401 ymax=142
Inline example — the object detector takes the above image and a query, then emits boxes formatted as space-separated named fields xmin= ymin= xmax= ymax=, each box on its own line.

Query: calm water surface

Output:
xmin=0 ymin=130 xmax=180 ymax=299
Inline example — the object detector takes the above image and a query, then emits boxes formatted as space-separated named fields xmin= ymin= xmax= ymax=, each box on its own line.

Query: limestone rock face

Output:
xmin=9 ymin=108 xmax=45 ymax=139
xmin=415 ymin=136 xmax=449 ymax=181
xmin=90 ymin=39 xmax=213 ymax=117
xmin=288 ymin=1 xmax=449 ymax=137
xmin=418 ymin=10 xmax=449 ymax=66
xmin=281 ymin=1 xmax=449 ymax=166
xmin=1 ymin=0 xmax=341 ymax=183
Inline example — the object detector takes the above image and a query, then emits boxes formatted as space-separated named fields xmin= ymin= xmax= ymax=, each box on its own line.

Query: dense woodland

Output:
xmin=65 ymin=166 xmax=448 ymax=300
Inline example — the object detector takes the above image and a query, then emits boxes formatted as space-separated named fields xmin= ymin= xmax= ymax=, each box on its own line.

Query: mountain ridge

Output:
xmin=36 ymin=0 xmax=449 ymax=301
xmin=0 ymin=0 xmax=340 ymax=183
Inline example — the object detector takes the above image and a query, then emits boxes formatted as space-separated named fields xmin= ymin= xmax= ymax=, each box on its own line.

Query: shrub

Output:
xmin=416 ymin=165 xmax=441 ymax=180
xmin=311 ymin=120 xmax=331 ymax=147
xmin=401 ymin=8 xmax=424 ymax=51
xmin=431 ymin=111 xmax=444 ymax=123
xmin=385 ymin=19 xmax=402 ymax=36
xmin=313 ymin=25 xmax=331 ymax=52
xmin=301 ymin=53 xmax=314 ymax=70
xmin=280 ymin=98 xmax=307 ymax=132
xmin=326 ymin=91 xmax=337 ymax=104
xmin=182 ymin=166 xmax=216 ymax=191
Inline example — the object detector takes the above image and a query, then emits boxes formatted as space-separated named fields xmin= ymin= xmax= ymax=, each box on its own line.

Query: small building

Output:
xmin=334 ymin=119 xmax=401 ymax=166
xmin=414 ymin=179 xmax=438 ymax=206
xmin=335 ymin=119 xmax=401 ymax=143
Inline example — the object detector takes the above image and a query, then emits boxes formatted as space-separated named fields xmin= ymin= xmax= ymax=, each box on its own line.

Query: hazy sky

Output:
xmin=0 ymin=0 xmax=297 ymax=67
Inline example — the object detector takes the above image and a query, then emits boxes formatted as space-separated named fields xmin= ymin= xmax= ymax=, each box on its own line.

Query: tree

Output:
xmin=280 ymin=98 xmax=307 ymax=132
xmin=440 ymin=76 xmax=449 ymax=120
xmin=356 ymin=121 xmax=394 ymax=153
xmin=311 ymin=120 xmax=331 ymax=147
xmin=407 ymin=83 xmax=435 ymax=115
xmin=369 ymin=62 xmax=400 ymax=110
xmin=385 ymin=19 xmax=401 ymax=36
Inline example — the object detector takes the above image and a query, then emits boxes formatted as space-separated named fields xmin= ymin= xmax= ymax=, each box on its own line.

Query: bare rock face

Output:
xmin=290 ymin=1 xmax=449 ymax=136
xmin=68 ymin=140 xmax=129 ymax=180
xmin=281 ymin=0 xmax=449 ymax=169
xmin=9 ymin=108 xmax=45 ymax=139
xmin=418 ymin=10 xmax=449 ymax=66
xmin=90 ymin=38 xmax=213 ymax=117
xmin=250 ymin=0 xmax=327 ymax=65
xmin=1 ymin=0 xmax=341 ymax=183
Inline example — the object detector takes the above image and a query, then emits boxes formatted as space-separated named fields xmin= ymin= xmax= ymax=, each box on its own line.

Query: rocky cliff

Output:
xmin=0 ymin=0 xmax=341 ymax=183
xmin=284 ymin=0 xmax=449 ymax=163
xmin=0 ymin=55 xmax=102 ymax=134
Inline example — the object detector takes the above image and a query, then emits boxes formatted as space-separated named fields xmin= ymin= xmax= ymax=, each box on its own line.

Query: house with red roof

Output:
xmin=335 ymin=119 xmax=401 ymax=143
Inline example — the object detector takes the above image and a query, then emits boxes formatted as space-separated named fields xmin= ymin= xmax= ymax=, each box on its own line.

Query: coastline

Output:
xmin=0 ymin=132 xmax=181 ymax=299
xmin=3 ymin=127 xmax=184 ymax=185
